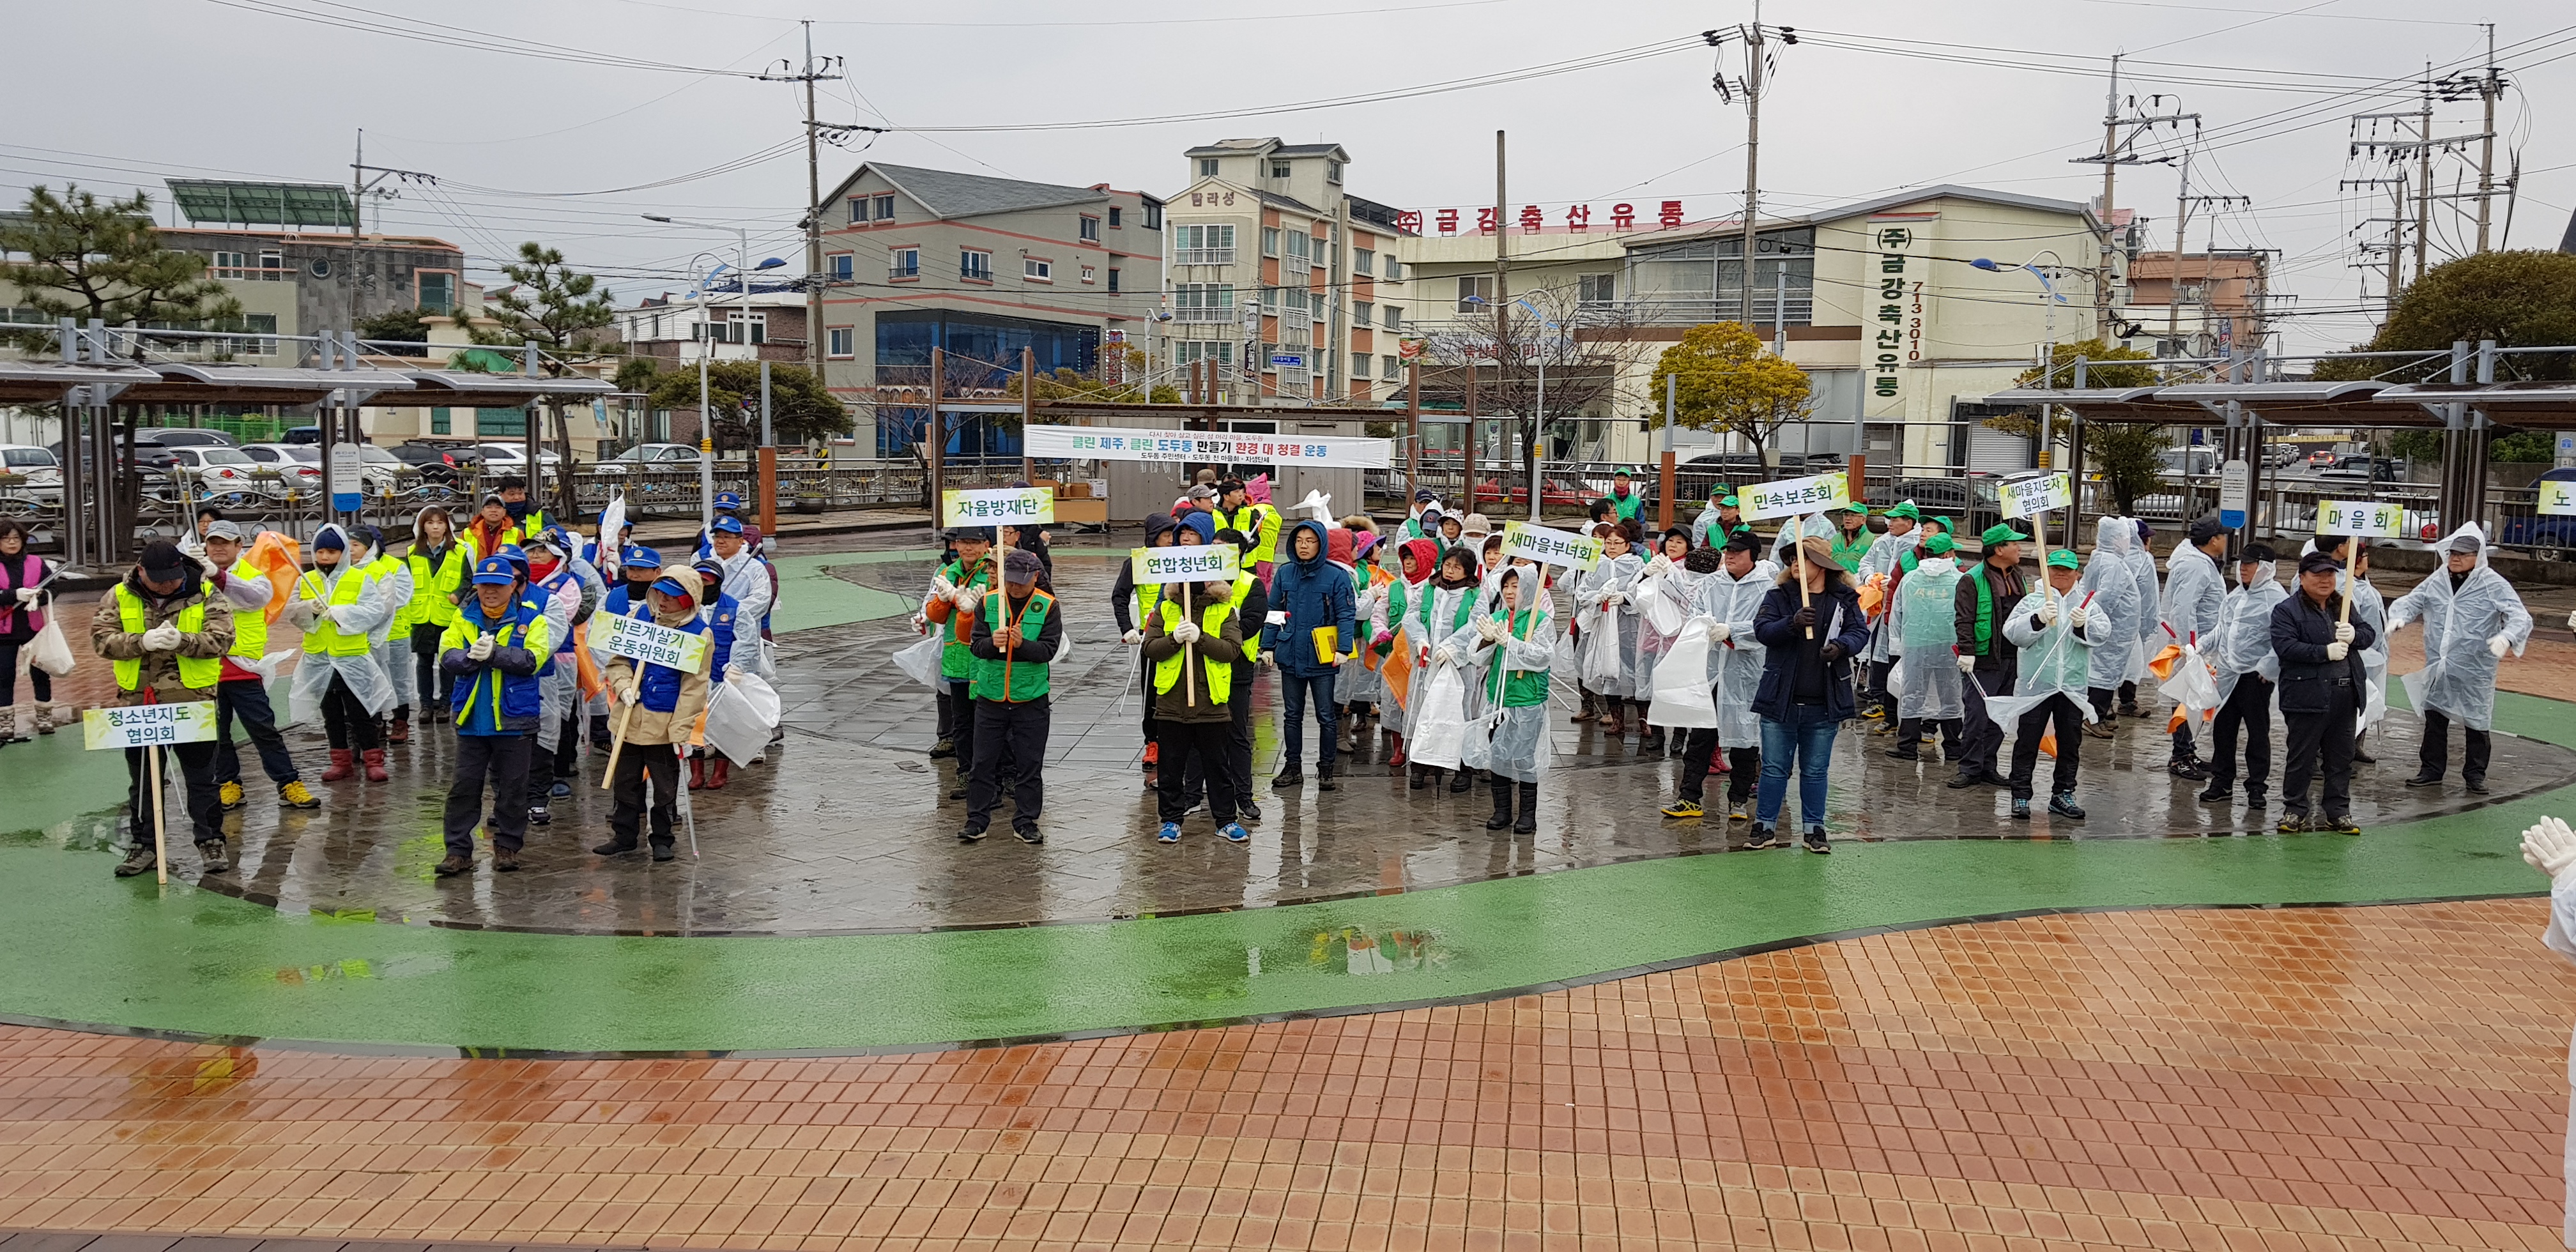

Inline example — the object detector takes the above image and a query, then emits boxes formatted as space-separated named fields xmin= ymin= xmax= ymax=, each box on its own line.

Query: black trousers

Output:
xmin=320 ymin=673 xmax=380 ymax=750
xmin=213 ymin=677 xmax=299 ymax=786
xmin=2281 ymin=680 xmax=2360 ymax=819
xmin=0 ymin=640 xmax=51 ymax=705
xmin=445 ymin=732 xmax=531 ymax=856
xmin=1157 ymin=718 xmax=1239 ymax=825
xmin=126 ymin=741 xmax=222 ymax=848
xmin=1181 ymin=677 xmax=1255 ymax=807
xmin=2418 ymin=706 xmax=2492 ymax=784
xmin=2207 ymin=676 xmax=2274 ymax=795
xmin=945 ymin=678 xmax=977 ymax=774
xmin=2089 ymin=686 xmax=2115 ymax=719
xmin=1865 ymin=659 xmax=1892 ymax=707
xmin=526 ymin=738 xmax=556 ymax=809
xmin=1676 ymin=728 xmax=1757 ymax=803
xmin=1958 ymin=661 xmax=2014 ymax=779
xmin=410 ymin=622 xmax=451 ymax=712
xmin=607 ymin=741 xmax=681 ymax=850
xmin=555 ymin=710 xmax=583 ymax=779
xmin=1894 ymin=717 xmax=1966 ymax=754
xmin=967 ymin=697 xmax=1050 ymax=834
xmin=2006 ymin=694 xmax=2085 ymax=801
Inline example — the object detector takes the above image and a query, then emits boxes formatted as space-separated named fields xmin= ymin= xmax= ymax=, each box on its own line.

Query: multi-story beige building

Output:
xmin=1159 ymin=138 xmax=1416 ymax=408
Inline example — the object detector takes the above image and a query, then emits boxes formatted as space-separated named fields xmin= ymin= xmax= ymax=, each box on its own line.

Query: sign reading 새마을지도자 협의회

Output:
xmin=1498 ymin=521 xmax=1604 ymax=572
xmin=83 ymin=702 xmax=218 ymax=751
xmin=1022 ymin=424 xmax=1392 ymax=470
xmin=2539 ymin=480 xmax=2576 ymax=517
xmin=1133 ymin=545 xmax=1243 ymax=586
xmin=591 ymin=611 xmax=712 ymax=674
xmin=939 ymin=487 xmax=1055 ymax=528
xmin=1997 ymin=471 xmax=2074 ymax=521
xmin=1737 ymin=471 xmax=1853 ymax=523
xmin=2315 ymin=499 xmax=2408 ymax=538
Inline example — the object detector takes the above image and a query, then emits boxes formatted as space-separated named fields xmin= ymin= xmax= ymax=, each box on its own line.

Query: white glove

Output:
xmin=954 ymin=586 xmax=985 ymax=613
xmin=1709 ymin=620 xmax=1732 ymax=643
xmin=1604 ymin=592 xmax=1629 ymax=608
xmin=617 ymin=684 xmax=640 ymax=706
xmin=930 ymin=575 xmax=955 ymax=599
xmin=1476 ymin=616 xmax=1506 ymax=642
xmin=2036 ymin=601 xmax=2058 ymax=628
xmin=286 ymin=599 xmax=322 ymax=629
xmin=2488 ymin=633 xmax=2510 ymax=659
xmin=2325 ymin=640 xmax=2349 ymax=661
xmin=2069 ymin=605 xmax=2090 ymax=630
xmin=1172 ymin=620 xmax=1202 ymax=645
xmin=467 ymin=632 xmax=496 ymax=662
xmin=910 ymin=612 xmax=928 ymax=632
xmin=2333 ymin=622 xmax=2356 ymax=645
xmin=2522 ymin=815 xmax=2576 ymax=882
xmin=1646 ymin=555 xmax=1673 ymax=575
xmin=12 ymin=587 xmax=34 ymax=606
xmin=1958 ymin=653 xmax=1978 ymax=675
xmin=1123 ymin=628 xmax=1144 ymax=646
xmin=141 ymin=623 xmax=183 ymax=652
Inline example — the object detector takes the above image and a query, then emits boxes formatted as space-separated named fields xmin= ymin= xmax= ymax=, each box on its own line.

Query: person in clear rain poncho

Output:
xmin=1995 ymin=548 xmax=2102 ymax=820
xmin=1409 ymin=547 xmax=1485 ymax=793
xmin=1885 ymin=532 xmax=1966 ymax=762
xmin=2389 ymin=524 xmax=2532 ymax=794
xmin=2122 ymin=519 xmax=2164 ymax=716
xmin=287 ymin=524 xmax=397 ymax=784
xmin=2511 ymin=813 xmax=2576 ymax=1250
xmin=2078 ymin=515 xmax=2145 ymax=735
xmin=2159 ymin=514 xmax=2232 ymax=779
xmin=1855 ymin=500 xmax=1920 ymax=721
xmin=1574 ymin=523 xmax=1646 ymax=735
xmin=1438 ymin=563 xmax=1554 ymax=834
xmin=1659 ymin=533 xmax=1775 ymax=822
xmin=2200 ymin=544 xmax=2287 ymax=808
xmin=1634 ymin=526 xmax=1701 ymax=756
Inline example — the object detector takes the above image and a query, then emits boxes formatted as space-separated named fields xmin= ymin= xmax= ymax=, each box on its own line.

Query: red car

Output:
xmin=1471 ymin=477 xmax=1592 ymax=510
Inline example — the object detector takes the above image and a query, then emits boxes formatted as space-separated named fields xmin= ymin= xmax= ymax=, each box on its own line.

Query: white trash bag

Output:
xmin=891 ymin=633 xmax=944 ymax=689
xmin=703 ymin=669 xmax=783 ymax=767
xmin=1646 ymin=618 xmax=1719 ymax=729
xmin=1406 ymin=661 xmax=1471 ymax=771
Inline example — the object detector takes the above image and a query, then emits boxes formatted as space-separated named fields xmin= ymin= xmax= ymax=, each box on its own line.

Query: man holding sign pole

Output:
xmin=962 ymin=549 xmax=1061 ymax=845
xmin=1951 ymin=524 xmax=2029 ymax=790
xmin=93 ymin=541 xmax=235 ymax=879
xmin=596 ymin=567 xmax=713 ymax=862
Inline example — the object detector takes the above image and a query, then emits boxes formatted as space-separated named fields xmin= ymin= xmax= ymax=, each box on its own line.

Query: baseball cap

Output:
xmin=2187 ymin=514 xmax=2228 ymax=545
xmin=1003 ymin=549 xmax=1043 ymax=585
xmin=1413 ymin=488 xmax=1436 ymax=503
xmin=622 ymin=545 xmax=664 ymax=570
xmin=713 ymin=492 xmax=744 ymax=510
xmin=651 ymin=574 xmax=691 ymax=598
xmin=1981 ymin=523 xmax=2021 ymax=546
xmin=203 ymin=520 xmax=245 ymax=542
xmin=471 ymin=557 xmax=518 ymax=586
xmin=2297 ymin=550 xmax=2344 ymax=575
xmin=2046 ymin=549 xmax=2081 ymax=570
xmin=710 ymin=515 xmax=744 ymax=535
xmin=139 ymin=540 xmax=187 ymax=580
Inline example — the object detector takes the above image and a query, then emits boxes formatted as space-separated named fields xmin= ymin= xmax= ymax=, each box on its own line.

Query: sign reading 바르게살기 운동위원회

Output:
xmin=1997 ymin=471 xmax=2074 ymax=521
xmin=1737 ymin=471 xmax=1852 ymax=523
xmin=1498 ymin=521 xmax=1603 ymax=572
xmin=591 ymin=612 xmax=712 ymax=673
xmin=940 ymin=487 xmax=1055 ymax=528
xmin=1133 ymin=545 xmax=1243 ymax=586
xmin=84 ymin=702 xmax=218 ymax=751
xmin=1023 ymin=424 xmax=1392 ymax=469
xmin=2314 ymin=499 xmax=2407 ymax=538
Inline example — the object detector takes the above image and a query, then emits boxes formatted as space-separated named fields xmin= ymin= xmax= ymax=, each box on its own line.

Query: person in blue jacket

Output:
xmin=1748 ymin=535 xmax=1873 ymax=855
xmin=686 ymin=556 xmax=742 ymax=789
xmin=1259 ymin=519 xmax=1357 ymax=791
xmin=436 ymin=556 xmax=552 ymax=878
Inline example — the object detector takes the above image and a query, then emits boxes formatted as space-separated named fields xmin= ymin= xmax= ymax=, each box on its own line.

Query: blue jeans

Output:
xmin=1278 ymin=669 xmax=1339 ymax=772
xmin=1756 ymin=705 xmax=1839 ymax=831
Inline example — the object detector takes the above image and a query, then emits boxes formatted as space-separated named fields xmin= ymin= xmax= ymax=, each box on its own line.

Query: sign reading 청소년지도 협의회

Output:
xmin=2315 ymin=499 xmax=2407 ymax=538
xmin=591 ymin=611 xmax=712 ymax=673
xmin=84 ymin=702 xmax=218 ymax=750
xmin=940 ymin=487 xmax=1055 ymax=528
xmin=1737 ymin=471 xmax=1852 ymax=523
xmin=1022 ymin=424 xmax=1392 ymax=470
xmin=1997 ymin=471 xmax=2074 ymax=521
xmin=1498 ymin=521 xmax=1603 ymax=572
xmin=1133 ymin=544 xmax=1243 ymax=586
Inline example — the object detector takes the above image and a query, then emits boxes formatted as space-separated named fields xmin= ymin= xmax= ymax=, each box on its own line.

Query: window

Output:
xmin=1107 ymin=267 xmax=1120 ymax=293
xmin=827 ymin=327 xmax=854 ymax=358
xmin=1176 ymin=340 xmax=1234 ymax=367
xmin=1174 ymin=223 xmax=1235 ymax=264
xmin=1079 ymin=215 xmax=1101 ymax=241
xmin=430 ymin=407 xmax=450 ymax=436
xmin=1455 ymin=276 xmax=1492 ymax=312
xmin=849 ymin=197 xmax=867 ymax=224
xmin=1352 ymin=351 xmax=1368 ymax=379
xmin=649 ymin=313 xmax=663 ymax=339
xmin=1353 ymin=300 xmax=1372 ymax=326
xmin=1277 ymin=287 xmax=1309 ymax=315
xmin=1261 ymin=227 xmax=1280 ymax=257
xmin=1080 ymin=264 xmax=1097 ymax=284
xmin=1579 ymin=273 xmax=1616 ymax=305
xmin=1353 ymin=248 xmax=1374 ymax=276
xmin=1023 ymin=257 xmax=1052 ymax=281
xmin=1108 ymin=207 xmax=1123 ymax=229
xmin=1174 ymin=284 xmax=1235 ymax=321
xmin=733 ymin=311 xmax=765 ymax=346
xmin=211 ymin=250 xmax=247 ymax=274
xmin=417 ymin=272 xmax=456 ymax=313
xmin=1383 ymin=305 xmax=1402 ymax=330
xmin=1199 ymin=158 xmax=1219 ymax=178
xmin=960 ymin=249 xmax=992 ymax=280
xmin=1143 ymin=201 xmax=1162 ymax=229
xmin=1270 ymin=160 xmax=1292 ymax=178
xmin=1283 ymin=231 xmax=1310 ymax=268
xmin=889 ymin=247 xmax=919 ymax=279
xmin=1383 ymin=256 xmax=1402 ymax=280
xmin=1327 ymin=161 xmax=1344 ymax=184
xmin=827 ymin=253 xmax=853 ymax=281
xmin=1382 ymin=355 xmax=1402 ymax=381
xmin=873 ymin=195 xmax=895 ymax=222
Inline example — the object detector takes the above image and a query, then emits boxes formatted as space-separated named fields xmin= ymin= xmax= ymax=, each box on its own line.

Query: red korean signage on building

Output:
xmin=1397 ymin=200 xmax=1688 ymax=236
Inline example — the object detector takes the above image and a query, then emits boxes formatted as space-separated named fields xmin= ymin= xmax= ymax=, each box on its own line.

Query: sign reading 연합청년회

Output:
xmin=1133 ymin=545 xmax=1243 ymax=586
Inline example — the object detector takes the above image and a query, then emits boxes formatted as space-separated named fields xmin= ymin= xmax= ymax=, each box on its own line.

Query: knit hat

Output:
xmin=1174 ymin=510 xmax=1216 ymax=544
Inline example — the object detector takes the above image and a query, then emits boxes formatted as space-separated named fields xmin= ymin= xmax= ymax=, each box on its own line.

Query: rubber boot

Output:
xmin=688 ymin=755 xmax=707 ymax=790
xmin=387 ymin=711 xmax=411 ymax=744
xmin=1574 ymin=687 xmax=1598 ymax=723
xmin=362 ymin=748 xmax=389 ymax=782
xmin=706 ymin=758 xmax=730 ymax=790
xmin=1484 ymin=775 xmax=1515 ymax=830
xmin=1409 ymin=763 xmax=1431 ymax=790
xmin=321 ymin=749 xmax=355 ymax=782
xmin=1449 ymin=766 xmax=1475 ymax=793
xmin=1387 ymin=733 xmax=1406 ymax=769
xmin=1514 ymin=782 xmax=1538 ymax=834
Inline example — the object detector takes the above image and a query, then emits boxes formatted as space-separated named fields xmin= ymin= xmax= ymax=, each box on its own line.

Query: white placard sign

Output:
xmin=1132 ymin=545 xmax=1243 ymax=586
xmin=2538 ymin=480 xmax=2576 ymax=517
xmin=592 ymin=611 xmax=712 ymax=673
xmin=1024 ymin=423 xmax=1392 ymax=470
xmin=1738 ymin=471 xmax=1852 ymax=523
xmin=2314 ymin=500 xmax=2407 ymax=538
xmin=1498 ymin=520 xmax=1603 ymax=571
xmin=1997 ymin=472 xmax=2074 ymax=520
xmin=84 ymin=702 xmax=218 ymax=750
xmin=940 ymin=487 xmax=1055 ymax=527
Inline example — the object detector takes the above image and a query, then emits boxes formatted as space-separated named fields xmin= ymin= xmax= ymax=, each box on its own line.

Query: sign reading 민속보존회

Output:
xmin=84 ymin=702 xmax=218 ymax=751
xmin=592 ymin=611 xmax=713 ymax=673
xmin=2314 ymin=499 xmax=2407 ymax=538
xmin=940 ymin=487 xmax=1055 ymax=528
xmin=1132 ymin=545 xmax=1243 ymax=586
xmin=1997 ymin=471 xmax=2074 ymax=521
xmin=1737 ymin=471 xmax=1853 ymax=523
xmin=1023 ymin=424 xmax=1392 ymax=470
xmin=1498 ymin=521 xmax=1604 ymax=572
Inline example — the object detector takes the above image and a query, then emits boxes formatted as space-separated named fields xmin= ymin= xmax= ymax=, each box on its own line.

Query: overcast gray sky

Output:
xmin=8 ymin=0 xmax=2570 ymax=353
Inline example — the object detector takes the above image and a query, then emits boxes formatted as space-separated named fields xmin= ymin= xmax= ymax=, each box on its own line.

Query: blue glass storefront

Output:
xmin=875 ymin=309 xmax=1100 ymax=457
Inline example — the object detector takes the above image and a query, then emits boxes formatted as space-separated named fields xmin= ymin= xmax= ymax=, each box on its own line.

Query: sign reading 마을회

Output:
xmin=2314 ymin=499 xmax=2407 ymax=538
xmin=940 ymin=487 xmax=1055 ymax=528
xmin=592 ymin=611 xmax=712 ymax=673
xmin=84 ymin=701 xmax=218 ymax=751
xmin=1997 ymin=471 xmax=2074 ymax=521
xmin=1737 ymin=471 xmax=1853 ymax=523
xmin=1023 ymin=424 xmax=1391 ymax=470
xmin=1133 ymin=545 xmax=1243 ymax=586
xmin=1498 ymin=521 xmax=1603 ymax=572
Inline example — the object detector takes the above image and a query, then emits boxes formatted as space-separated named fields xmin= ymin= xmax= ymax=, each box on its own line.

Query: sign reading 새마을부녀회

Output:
xmin=84 ymin=702 xmax=218 ymax=751
xmin=1736 ymin=471 xmax=1853 ymax=523
xmin=1498 ymin=521 xmax=1603 ymax=572
xmin=592 ymin=611 xmax=712 ymax=673
xmin=1132 ymin=545 xmax=1243 ymax=586
xmin=940 ymin=487 xmax=1055 ymax=528
xmin=1997 ymin=472 xmax=2074 ymax=521
xmin=2314 ymin=500 xmax=2407 ymax=538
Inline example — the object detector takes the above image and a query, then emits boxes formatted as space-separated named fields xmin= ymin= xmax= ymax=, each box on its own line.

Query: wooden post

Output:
xmin=599 ymin=699 xmax=634 ymax=791
xmin=1405 ymin=359 xmax=1421 ymax=507
xmin=1463 ymin=366 xmax=1479 ymax=513
xmin=1181 ymin=579 xmax=1197 ymax=707
xmin=1020 ymin=346 xmax=1037 ymax=485
xmin=147 ymin=744 xmax=168 ymax=885
xmin=1797 ymin=514 xmax=1815 ymax=639
xmin=2035 ymin=510 xmax=2052 ymax=606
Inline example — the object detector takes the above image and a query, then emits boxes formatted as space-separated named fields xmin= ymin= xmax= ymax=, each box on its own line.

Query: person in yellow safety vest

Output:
xmin=197 ymin=521 xmax=318 ymax=814
xmin=286 ymin=524 xmax=399 ymax=785
xmin=1111 ymin=512 xmax=1181 ymax=777
xmin=498 ymin=475 xmax=546 ymax=539
xmin=1214 ymin=478 xmax=1280 ymax=582
xmin=89 ymin=540 xmax=236 ymax=878
xmin=353 ymin=523 xmax=417 ymax=745
xmin=1144 ymin=573 xmax=1250 ymax=844
xmin=404 ymin=505 xmax=470 ymax=727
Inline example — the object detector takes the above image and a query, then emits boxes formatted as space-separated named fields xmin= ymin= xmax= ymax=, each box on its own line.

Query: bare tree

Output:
xmin=1416 ymin=284 xmax=1655 ymax=511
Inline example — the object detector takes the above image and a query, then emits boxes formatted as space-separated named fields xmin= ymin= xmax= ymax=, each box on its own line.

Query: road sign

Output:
xmin=592 ymin=611 xmax=712 ymax=673
xmin=1133 ymin=545 xmax=1242 ymax=586
xmin=2218 ymin=459 xmax=2251 ymax=529
xmin=1998 ymin=471 xmax=2074 ymax=521
xmin=2315 ymin=499 xmax=2405 ymax=538
xmin=1737 ymin=471 xmax=1851 ymax=522
xmin=83 ymin=702 xmax=218 ymax=751
xmin=1499 ymin=520 xmax=1604 ymax=572
xmin=1269 ymin=353 xmax=1305 ymax=369
xmin=939 ymin=487 xmax=1054 ymax=528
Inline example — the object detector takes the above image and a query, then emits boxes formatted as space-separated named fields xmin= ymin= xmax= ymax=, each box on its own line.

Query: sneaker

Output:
xmin=1218 ymin=822 xmax=1250 ymax=844
xmin=2403 ymin=773 xmax=2442 ymax=789
xmin=1802 ymin=828 xmax=1831 ymax=854
xmin=2323 ymin=814 xmax=2363 ymax=835
xmin=1272 ymin=768 xmax=1305 ymax=788
xmin=114 ymin=846 xmax=156 ymax=877
xmin=1659 ymin=797 xmax=1705 ymax=820
xmin=1015 ymin=826 xmax=1045 ymax=845
xmin=650 ymin=843 xmax=677 ymax=862
xmin=2196 ymin=785 xmax=2229 ymax=804
xmin=217 ymin=781 xmax=245 ymax=811
xmin=278 ymin=781 xmax=319 ymax=809
xmin=1884 ymin=745 xmax=1920 ymax=761
xmin=1745 ymin=825 xmax=1786 ymax=850
xmin=590 ymin=836 xmax=638 ymax=855
xmin=527 ymin=805 xmax=551 ymax=826
xmin=549 ymin=779 xmax=572 ymax=798
xmin=2011 ymin=798 xmax=2031 ymax=820
xmin=957 ymin=826 xmax=986 ymax=844
xmin=1729 ymin=800 xmax=1752 ymax=822
xmin=2048 ymin=793 xmax=2087 ymax=820
xmin=2276 ymin=812 xmax=2311 ymax=834
xmin=2166 ymin=759 xmax=2208 ymax=781
xmin=1238 ymin=802 xmax=1263 ymax=824
xmin=2082 ymin=721 xmax=2116 ymax=740
xmin=434 ymin=853 xmax=473 ymax=876
xmin=1944 ymin=772 xmax=1984 ymax=790
xmin=195 ymin=840 xmax=232 ymax=873
xmin=2243 ymin=789 xmax=2267 ymax=808
xmin=1317 ymin=767 xmax=1337 ymax=793
xmin=929 ymin=739 xmax=956 ymax=760
xmin=2351 ymin=745 xmax=2378 ymax=764
xmin=494 ymin=848 xmax=520 ymax=872
xmin=1156 ymin=821 xmax=1182 ymax=844
xmin=946 ymin=787 xmax=968 ymax=801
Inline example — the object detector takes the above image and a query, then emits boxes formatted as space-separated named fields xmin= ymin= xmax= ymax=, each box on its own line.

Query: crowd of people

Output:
xmin=915 ymin=473 xmax=2542 ymax=851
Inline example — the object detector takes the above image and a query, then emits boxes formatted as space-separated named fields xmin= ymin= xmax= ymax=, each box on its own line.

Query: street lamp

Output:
xmin=1972 ymin=251 xmax=2073 ymax=478
xmin=643 ymin=214 xmax=786 ymax=535
xmin=1465 ymin=294 xmax=1560 ymax=522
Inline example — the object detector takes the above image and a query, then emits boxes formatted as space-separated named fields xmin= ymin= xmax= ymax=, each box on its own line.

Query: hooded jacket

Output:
xmin=442 ymin=581 xmax=552 ymax=736
xmin=602 ymin=567 xmax=712 ymax=745
xmin=1259 ymin=519 xmax=1356 ymax=678
xmin=90 ymin=554 xmax=234 ymax=705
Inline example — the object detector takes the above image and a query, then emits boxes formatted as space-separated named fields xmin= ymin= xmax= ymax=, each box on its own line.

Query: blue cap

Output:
xmin=622 ymin=545 xmax=663 ymax=569
xmin=471 ymin=557 xmax=517 ymax=586
xmin=714 ymin=492 xmax=744 ymax=510
xmin=651 ymin=575 xmax=691 ymax=598
xmin=710 ymin=515 xmax=744 ymax=535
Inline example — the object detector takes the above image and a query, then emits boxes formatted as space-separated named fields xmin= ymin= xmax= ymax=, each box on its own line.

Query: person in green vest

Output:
xmin=1445 ymin=563 xmax=1555 ymax=834
xmin=923 ymin=527 xmax=997 ymax=788
xmin=1604 ymin=468 xmax=1646 ymax=524
xmin=1950 ymin=522 xmax=2030 ymax=790
xmin=1830 ymin=501 xmax=1874 ymax=573
xmin=90 ymin=540 xmax=236 ymax=878
xmin=198 ymin=522 xmax=317 ymax=814
xmin=961 ymin=549 xmax=1061 ymax=845
xmin=1145 ymin=569 xmax=1250 ymax=845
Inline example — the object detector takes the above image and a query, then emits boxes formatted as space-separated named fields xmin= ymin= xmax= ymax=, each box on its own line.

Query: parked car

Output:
xmin=475 ymin=443 xmax=565 ymax=477
xmin=388 ymin=441 xmax=481 ymax=484
xmin=158 ymin=446 xmax=268 ymax=500
xmin=2317 ymin=454 xmax=2401 ymax=484
xmin=238 ymin=443 xmax=327 ymax=495
xmin=142 ymin=427 xmax=239 ymax=450
xmin=590 ymin=443 xmax=703 ymax=475
xmin=0 ymin=443 xmax=61 ymax=507
xmin=2261 ymin=444 xmax=2301 ymax=468
xmin=2305 ymin=449 xmax=2342 ymax=468
xmin=282 ymin=426 xmax=322 ymax=445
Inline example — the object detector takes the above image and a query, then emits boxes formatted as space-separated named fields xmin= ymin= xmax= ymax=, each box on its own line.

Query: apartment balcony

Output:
xmin=1173 ymin=248 xmax=1236 ymax=266
xmin=1172 ymin=305 xmax=1239 ymax=323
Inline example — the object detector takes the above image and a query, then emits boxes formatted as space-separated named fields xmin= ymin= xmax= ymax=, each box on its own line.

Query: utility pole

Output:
xmin=2166 ymin=142 xmax=2192 ymax=353
xmin=2069 ymin=67 xmax=2196 ymax=339
xmin=2179 ymin=191 xmax=2251 ymax=356
xmin=759 ymin=26 xmax=844 ymax=391
xmin=2434 ymin=27 xmax=2508 ymax=252
xmin=2414 ymin=66 xmax=2433 ymax=282
xmin=1492 ymin=128 xmax=1510 ymax=494
xmin=1739 ymin=6 xmax=1763 ymax=332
